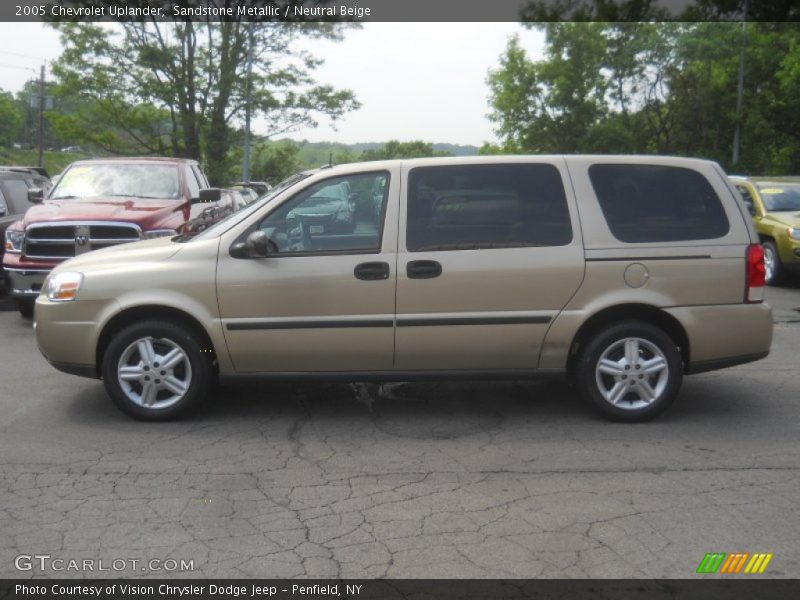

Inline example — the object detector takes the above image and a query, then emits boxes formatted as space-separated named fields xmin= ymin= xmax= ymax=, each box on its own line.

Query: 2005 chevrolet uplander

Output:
xmin=34 ymin=156 xmax=773 ymax=422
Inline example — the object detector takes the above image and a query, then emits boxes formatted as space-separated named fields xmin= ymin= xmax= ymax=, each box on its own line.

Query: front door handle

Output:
xmin=406 ymin=260 xmax=442 ymax=279
xmin=354 ymin=261 xmax=390 ymax=281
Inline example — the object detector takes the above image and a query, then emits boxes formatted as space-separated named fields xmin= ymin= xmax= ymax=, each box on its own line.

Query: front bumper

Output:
xmin=35 ymin=296 xmax=121 ymax=378
xmin=4 ymin=267 xmax=49 ymax=298
xmin=778 ymin=237 xmax=800 ymax=271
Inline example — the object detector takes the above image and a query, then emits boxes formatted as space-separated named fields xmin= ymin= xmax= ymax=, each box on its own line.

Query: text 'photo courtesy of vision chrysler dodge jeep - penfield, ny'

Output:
xmin=25 ymin=155 xmax=773 ymax=422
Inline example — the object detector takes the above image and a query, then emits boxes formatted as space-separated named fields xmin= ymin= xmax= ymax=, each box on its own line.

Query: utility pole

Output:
xmin=242 ymin=23 xmax=255 ymax=182
xmin=37 ymin=63 xmax=45 ymax=168
xmin=732 ymin=0 xmax=749 ymax=165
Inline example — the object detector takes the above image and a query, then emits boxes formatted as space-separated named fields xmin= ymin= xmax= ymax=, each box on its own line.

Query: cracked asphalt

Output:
xmin=0 ymin=285 xmax=799 ymax=579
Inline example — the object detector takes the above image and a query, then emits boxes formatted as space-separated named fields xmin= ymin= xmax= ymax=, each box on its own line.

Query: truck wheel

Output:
xmin=762 ymin=241 xmax=784 ymax=286
xmin=575 ymin=321 xmax=683 ymax=422
xmin=101 ymin=320 xmax=212 ymax=421
xmin=15 ymin=299 xmax=34 ymax=319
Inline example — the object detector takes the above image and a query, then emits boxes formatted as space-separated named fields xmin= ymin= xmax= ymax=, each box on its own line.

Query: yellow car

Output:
xmin=730 ymin=176 xmax=800 ymax=285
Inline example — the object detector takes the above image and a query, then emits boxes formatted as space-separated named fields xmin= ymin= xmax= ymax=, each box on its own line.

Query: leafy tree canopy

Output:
xmin=50 ymin=17 xmax=360 ymax=184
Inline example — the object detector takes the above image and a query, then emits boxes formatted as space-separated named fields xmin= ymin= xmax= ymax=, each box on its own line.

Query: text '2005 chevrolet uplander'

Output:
xmin=34 ymin=156 xmax=773 ymax=422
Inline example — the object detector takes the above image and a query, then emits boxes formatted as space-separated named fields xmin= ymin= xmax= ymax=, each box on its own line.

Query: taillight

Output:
xmin=746 ymin=243 xmax=765 ymax=303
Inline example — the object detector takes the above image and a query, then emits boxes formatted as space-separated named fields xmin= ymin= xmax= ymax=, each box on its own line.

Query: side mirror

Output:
xmin=230 ymin=230 xmax=274 ymax=259
xmin=27 ymin=188 xmax=44 ymax=204
xmin=194 ymin=187 xmax=221 ymax=204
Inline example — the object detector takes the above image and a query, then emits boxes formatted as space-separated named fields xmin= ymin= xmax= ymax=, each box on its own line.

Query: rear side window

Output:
xmin=589 ymin=164 xmax=729 ymax=243
xmin=407 ymin=164 xmax=572 ymax=252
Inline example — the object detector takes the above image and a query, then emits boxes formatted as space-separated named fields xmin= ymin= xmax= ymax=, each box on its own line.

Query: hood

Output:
xmin=766 ymin=211 xmax=800 ymax=228
xmin=52 ymin=236 xmax=181 ymax=274
xmin=22 ymin=196 xmax=185 ymax=230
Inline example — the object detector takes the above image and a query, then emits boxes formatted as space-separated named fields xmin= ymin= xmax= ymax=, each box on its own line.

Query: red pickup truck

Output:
xmin=3 ymin=157 xmax=223 ymax=317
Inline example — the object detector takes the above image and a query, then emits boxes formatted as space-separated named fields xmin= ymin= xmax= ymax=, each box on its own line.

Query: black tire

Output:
xmin=762 ymin=241 xmax=784 ymax=286
xmin=575 ymin=321 xmax=683 ymax=422
xmin=15 ymin=299 xmax=34 ymax=319
xmin=101 ymin=319 xmax=213 ymax=421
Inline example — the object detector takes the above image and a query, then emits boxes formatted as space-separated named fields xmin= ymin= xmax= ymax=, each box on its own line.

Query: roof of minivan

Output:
xmin=322 ymin=154 xmax=720 ymax=173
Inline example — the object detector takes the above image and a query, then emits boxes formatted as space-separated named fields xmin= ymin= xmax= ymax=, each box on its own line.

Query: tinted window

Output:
xmin=2 ymin=178 xmax=30 ymax=213
xmin=407 ymin=164 xmax=572 ymax=252
xmin=590 ymin=164 xmax=729 ymax=243
xmin=257 ymin=171 xmax=390 ymax=255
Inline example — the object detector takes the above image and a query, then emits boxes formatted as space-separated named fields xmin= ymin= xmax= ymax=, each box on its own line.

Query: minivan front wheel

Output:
xmin=101 ymin=320 xmax=212 ymax=420
xmin=762 ymin=241 xmax=784 ymax=285
xmin=576 ymin=321 xmax=682 ymax=422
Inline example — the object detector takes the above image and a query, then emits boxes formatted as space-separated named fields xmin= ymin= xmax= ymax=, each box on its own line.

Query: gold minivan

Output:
xmin=34 ymin=156 xmax=773 ymax=422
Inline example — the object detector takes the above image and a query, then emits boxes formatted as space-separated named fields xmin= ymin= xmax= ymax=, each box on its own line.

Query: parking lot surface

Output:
xmin=0 ymin=285 xmax=799 ymax=578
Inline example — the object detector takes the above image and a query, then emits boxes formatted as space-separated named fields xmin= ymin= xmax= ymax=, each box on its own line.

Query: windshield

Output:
xmin=758 ymin=184 xmax=800 ymax=212
xmin=185 ymin=171 xmax=313 ymax=242
xmin=51 ymin=163 xmax=181 ymax=200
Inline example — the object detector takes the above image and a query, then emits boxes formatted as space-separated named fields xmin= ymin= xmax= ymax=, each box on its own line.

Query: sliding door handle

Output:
xmin=406 ymin=260 xmax=442 ymax=279
xmin=354 ymin=261 xmax=390 ymax=281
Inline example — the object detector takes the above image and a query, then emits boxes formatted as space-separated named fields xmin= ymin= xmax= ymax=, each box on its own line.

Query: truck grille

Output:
xmin=24 ymin=222 xmax=142 ymax=259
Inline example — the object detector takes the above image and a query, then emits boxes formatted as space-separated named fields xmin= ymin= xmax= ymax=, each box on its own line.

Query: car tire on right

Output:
xmin=575 ymin=321 xmax=683 ymax=422
xmin=762 ymin=240 xmax=784 ymax=286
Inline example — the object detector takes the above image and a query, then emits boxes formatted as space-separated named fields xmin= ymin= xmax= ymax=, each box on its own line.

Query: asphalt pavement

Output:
xmin=0 ymin=283 xmax=798 ymax=578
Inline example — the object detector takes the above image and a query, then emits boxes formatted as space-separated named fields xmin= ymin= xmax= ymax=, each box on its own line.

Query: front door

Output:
xmin=394 ymin=161 xmax=585 ymax=370
xmin=217 ymin=168 xmax=398 ymax=373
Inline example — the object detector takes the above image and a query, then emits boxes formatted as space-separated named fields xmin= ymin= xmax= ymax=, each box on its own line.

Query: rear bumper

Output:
xmin=3 ymin=267 xmax=49 ymax=298
xmin=685 ymin=351 xmax=770 ymax=374
xmin=665 ymin=302 xmax=773 ymax=374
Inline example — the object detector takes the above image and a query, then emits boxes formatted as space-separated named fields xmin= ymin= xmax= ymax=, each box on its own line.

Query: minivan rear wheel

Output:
xmin=575 ymin=321 xmax=682 ymax=422
xmin=101 ymin=320 xmax=212 ymax=421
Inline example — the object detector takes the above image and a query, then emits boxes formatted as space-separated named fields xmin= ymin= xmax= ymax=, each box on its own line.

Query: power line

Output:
xmin=0 ymin=63 xmax=38 ymax=73
xmin=0 ymin=50 xmax=45 ymax=61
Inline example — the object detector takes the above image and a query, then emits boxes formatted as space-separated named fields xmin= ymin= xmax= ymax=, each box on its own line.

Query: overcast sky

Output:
xmin=0 ymin=22 xmax=545 ymax=147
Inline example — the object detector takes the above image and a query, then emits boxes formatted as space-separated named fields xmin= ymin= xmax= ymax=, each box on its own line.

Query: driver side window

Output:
xmin=257 ymin=171 xmax=390 ymax=255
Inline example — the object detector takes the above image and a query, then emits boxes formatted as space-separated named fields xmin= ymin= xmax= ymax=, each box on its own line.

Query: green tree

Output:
xmin=0 ymin=89 xmax=22 ymax=147
xmin=488 ymin=22 xmax=800 ymax=173
xmin=51 ymin=20 xmax=360 ymax=184
xmin=250 ymin=140 xmax=302 ymax=184
xmin=360 ymin=140 xmax=450 ymax=161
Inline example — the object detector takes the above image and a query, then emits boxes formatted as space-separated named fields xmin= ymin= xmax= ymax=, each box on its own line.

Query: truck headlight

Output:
xmin=145 ymin=229 xmax=177 ymax=239
xmin=788 ymin=227 xmax=800 ymax=241
xmin=45 ymin=272 xmax=83 ymax=302
xmin=4 ymin=229 xmax=24 ymax=253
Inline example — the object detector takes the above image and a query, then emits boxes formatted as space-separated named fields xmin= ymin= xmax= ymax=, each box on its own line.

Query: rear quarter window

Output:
xmin=589 ymin=164 xmax=730 ymax=243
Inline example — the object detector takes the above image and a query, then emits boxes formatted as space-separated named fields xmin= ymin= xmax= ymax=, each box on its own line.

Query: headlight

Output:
xmin=44 ymin=272 xmax=83 ymax=302
xmin=788 ymin=227 xmax=800 ymax=241
xmin=4 ymin=229 xmax=24 ymax=254
xmin=144 ymin=229 xmax=177 ymax=239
